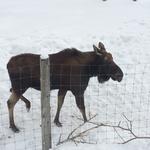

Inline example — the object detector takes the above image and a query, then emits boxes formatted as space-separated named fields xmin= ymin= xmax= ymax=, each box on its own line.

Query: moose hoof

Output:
xmin=54 ymin=121 xmax=62 ymax=127
xmin=10 ymin=125 xmax=20 ymax=133
xmin=26 ymin=107 xmax=30 ymax=112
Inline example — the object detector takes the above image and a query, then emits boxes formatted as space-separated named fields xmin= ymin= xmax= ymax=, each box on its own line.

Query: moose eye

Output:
xmin=104 ymin=56 xmax=108 ymax=61
xmin=104 ymin=54 xmax=113 ymax=62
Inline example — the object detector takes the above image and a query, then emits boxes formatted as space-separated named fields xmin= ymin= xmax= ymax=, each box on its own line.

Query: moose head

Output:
xmin=93 ymin=42 xmax=123 ymax=83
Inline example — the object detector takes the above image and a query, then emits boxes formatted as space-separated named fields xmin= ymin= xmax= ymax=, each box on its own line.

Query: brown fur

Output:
xmin=7 ymin=45 xmax=123 ymax=132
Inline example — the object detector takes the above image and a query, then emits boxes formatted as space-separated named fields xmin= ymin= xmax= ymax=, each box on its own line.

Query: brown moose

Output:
xmin=7 ymin=42 xmax=123 ymax=132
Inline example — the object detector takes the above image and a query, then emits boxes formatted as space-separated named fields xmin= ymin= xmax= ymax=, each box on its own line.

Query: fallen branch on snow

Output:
xmin=57 ymin=113 xmax=150 ymax=145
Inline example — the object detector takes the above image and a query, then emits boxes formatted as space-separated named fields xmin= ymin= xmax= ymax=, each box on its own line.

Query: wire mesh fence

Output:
xmin=0 ymin=63 xmax=150 ymax=149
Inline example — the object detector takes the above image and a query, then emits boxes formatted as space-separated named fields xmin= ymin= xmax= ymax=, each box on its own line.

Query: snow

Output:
xmin=55 ymin=143 xmax=150 ymax=150
xmin=0 ymin=0 xmax=150 ymax=150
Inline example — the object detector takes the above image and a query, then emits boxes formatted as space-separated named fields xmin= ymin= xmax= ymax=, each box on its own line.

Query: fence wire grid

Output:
xmin=0 ymin=63 xmax=150 ymax=149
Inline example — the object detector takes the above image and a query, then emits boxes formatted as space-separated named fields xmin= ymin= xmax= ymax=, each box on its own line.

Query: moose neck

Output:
xmin=85 ymin=52 xmax=100 ymax=77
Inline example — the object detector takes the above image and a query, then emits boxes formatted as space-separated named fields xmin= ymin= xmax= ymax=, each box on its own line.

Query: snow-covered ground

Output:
xmin=0 ymin=0 xmax=150 ymax=149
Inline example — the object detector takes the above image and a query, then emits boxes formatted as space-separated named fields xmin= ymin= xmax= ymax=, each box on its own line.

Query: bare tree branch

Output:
xmin=75 ymin=114 xmax=150 ymax=144
xmin=57 ymin=114 xmax=150 ymax=146
xmin=67 ymin=114 xmax=97 ymax=140
xmin=57 ymin=114 xmax=99 ymax=146
xmin=113 ymin=127 xmax=125 ymax=143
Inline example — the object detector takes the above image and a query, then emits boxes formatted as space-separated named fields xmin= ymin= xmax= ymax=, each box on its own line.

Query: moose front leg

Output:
xmin=54 ymin=89 xmax=67 ymax=127
xmin=74 ymin=93 xmax=87 ymax=122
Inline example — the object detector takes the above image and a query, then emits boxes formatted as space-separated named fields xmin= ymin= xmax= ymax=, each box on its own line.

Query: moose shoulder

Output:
xmin=7 ymin=42 xmax=123 ymax=132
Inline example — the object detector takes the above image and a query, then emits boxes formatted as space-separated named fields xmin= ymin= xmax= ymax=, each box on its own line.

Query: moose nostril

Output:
xmin=118 ymin=76 xmax=122 ymax=82
xmin=118 ymin=74 xmax=123 ymax=82
xmin=114 ymin=72 xmax=123 ymax=82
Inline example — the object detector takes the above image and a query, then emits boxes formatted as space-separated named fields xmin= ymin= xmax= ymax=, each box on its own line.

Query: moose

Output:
xmin=7 ymin=42 xmax=123 ymax=132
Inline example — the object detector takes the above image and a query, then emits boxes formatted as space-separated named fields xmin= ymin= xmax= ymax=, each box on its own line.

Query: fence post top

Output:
xmin=40 ymin=54 xmax=49 ymax=60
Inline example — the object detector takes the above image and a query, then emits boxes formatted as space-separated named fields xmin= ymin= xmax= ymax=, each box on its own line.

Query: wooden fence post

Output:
xmin=40 ymin=57 xmax=52 ymax=150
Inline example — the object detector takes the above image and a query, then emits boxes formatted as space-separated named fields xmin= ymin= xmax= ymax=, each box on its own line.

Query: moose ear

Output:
xmin=93 ymin=45 xmax=102 ymax=56
xmin=93 ymin=45 xmax=98 ymax=51
xmin=98 ymin=42 xmax=106 ymax=51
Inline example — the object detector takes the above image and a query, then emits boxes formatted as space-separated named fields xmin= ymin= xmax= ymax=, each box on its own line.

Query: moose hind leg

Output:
xmin=20 ymin=96 xmax=31 ymax=112
xmin=74 ymin=94 xmax=87 ymax=122
xmin=7 ymin=91 xmax=20 ymax=132
xmin=54 ymin=90 xmax=67 ymax=127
